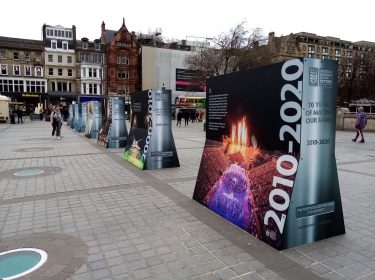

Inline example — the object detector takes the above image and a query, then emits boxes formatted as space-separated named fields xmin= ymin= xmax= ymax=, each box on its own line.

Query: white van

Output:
xmin=0 ymin=95 xmax=10 ymax=123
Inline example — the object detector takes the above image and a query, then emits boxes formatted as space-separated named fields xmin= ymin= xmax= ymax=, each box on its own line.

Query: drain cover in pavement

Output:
xmin=14 ymin=169 xmax=45 ymax=177
xmin=14 ymin=147 xmax=53 ymax=152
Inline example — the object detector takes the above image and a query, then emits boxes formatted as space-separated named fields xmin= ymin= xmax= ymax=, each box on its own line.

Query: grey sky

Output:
xmin=2 ymin=0 xmax=373 ymax=43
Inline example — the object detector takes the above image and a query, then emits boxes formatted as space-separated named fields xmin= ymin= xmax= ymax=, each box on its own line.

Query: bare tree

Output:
xmin=338 ymin=52 xmax=375 ymax=104
xmin=185 ymin=21 xmax=272 ymax=83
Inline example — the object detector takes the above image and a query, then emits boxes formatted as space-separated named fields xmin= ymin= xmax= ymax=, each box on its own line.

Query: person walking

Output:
xmin=176 ymin=110 xmax=182 ymax=127
xmin=51 ymin=105 xmax=63 ymax=140
xmin=352 ymin=106 xmax=367 ymax=143
xmin=183 ymin=110 xmax=190 ymax=127
xmin=16 ymin=107 xmax=23 ymax=124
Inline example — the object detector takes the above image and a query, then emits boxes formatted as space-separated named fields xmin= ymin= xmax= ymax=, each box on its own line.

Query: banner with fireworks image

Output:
xmin=193 ymin=58 xmax=345 ymax=250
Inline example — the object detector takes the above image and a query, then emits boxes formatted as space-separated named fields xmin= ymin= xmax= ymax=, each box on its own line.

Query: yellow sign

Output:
xmin=22 ymin=93 xmax=39 ymax=98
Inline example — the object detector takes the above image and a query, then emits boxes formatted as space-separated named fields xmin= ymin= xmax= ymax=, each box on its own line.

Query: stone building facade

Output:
xmin=75 ymin=37 xmax=106 ymax=102
xmin=42 ymin=24 xmax=77 ymax=103
xmin=100 ymin=19 xmax=139 ymax=96
xmin=0 ymin=36 xmax=47 ymax=109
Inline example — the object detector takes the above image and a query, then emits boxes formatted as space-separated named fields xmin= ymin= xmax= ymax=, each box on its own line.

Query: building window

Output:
xmin=13 ymin=65 xmax=20 ymax=76
xmin=82 ymin=83 xmax=86 ymax=94
xmin=117 ymin=70 xmax=129 ymax=79
xmin=24 ymin=66 xmax=31 ymax=76
xmin=14 ymin=52 xmax=19 ymax=60
xmin=0 ymin=64 xmax=8 ymax=75
xmin=36 ymin=52 xmax=42 ymax=62
xmin=26 ymin=80 xmax=45 ymax=93
xmin=51 ymin=40 xmax=57 ymax=49
xmin=35 ymin=66 xmax=43 ymax=77
xmin=48 ymin=54 xmax=53 ymax=62
xmin=0 ymin=79 xmax=11 ymax=91
xmin=62 ymin=41 xmax=68 ymax=50
xmin=93 ymin=54 xmax=102 ymax=63
xmin=81 ymin=53 xmax=89 ymax=62
xmin=68 ymin=69 xmax=73 ymax=77
xmin=322 ymin=47 xmax=328 ymax=54
xmin=88 ymin=68 xmax=97 ymax=78
xmin=51 ymin=81 xmax=56 ymax=91
xmin=58 ymin=68 xmax=63 ymax=76
xmin=47 ymin=29 xmax=53 ymax=37
xmin=0 ymin=49 xmax=5 ymax=59
xmin=24 ymin=52 xmax=30 ymax=61
xmin=308 ymin=45 xmax=315 ymax=53
xmin=67 ymin=56 xmax=72 ymax=63
xmin=58 ymin=55 xmax=62 ymax=63
xmin=119 ymin=56 xmax=129 ymax=65
xmin=14 ymin=80 xmax=24 ymax=92
xmin=347 ymin=51 xmax=352 ymax=58
xmin=82 ymin=42 xmax=88 ymax=49
xmin=335 ymin=49 xmax=341 ymax=56
xmin=48 ymin=68 xmax=54 ymax=76
xmin=95 ymin=43 xmax=100 ymax=50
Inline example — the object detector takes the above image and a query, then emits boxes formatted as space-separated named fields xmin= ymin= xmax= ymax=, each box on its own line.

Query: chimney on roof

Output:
xmin=101 ymin=21 xmax=106 ymax=44
xmin=122 ymin=17 xmax=125 ymax=27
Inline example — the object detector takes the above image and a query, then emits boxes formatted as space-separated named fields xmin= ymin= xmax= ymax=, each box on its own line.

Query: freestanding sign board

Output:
xmin=80 ymin=102 xmax=88 ymax=133
xmin=68 ymin=101 xmax=76 ymax=128
xmin=193 ymin=58 xmax=345 ymax=250
xmin=98 ymin=97 xmax=128 ymax=148
xmin=84 ymin=101 xmax=102 ymax=139
xmin=124 ymin=89 xmax=180 ymax=170
xmin=74 ymin=103 xmax=82 ymax=132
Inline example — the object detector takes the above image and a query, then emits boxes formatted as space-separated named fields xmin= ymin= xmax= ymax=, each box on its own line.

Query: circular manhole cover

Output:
xmin=14 ymin=169 xmax=45 ymax=177
xmin=21 ymin=137 xmax=51 ymax=141
xmin=14 ymin=147 xmax=53 ymax=153
xmin=0 ymin=166 xmax=62 ymax=180
xmin=0 ymin=248 xmax=48 ymax=279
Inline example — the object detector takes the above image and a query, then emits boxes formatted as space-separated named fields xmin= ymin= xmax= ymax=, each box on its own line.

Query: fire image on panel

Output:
xmin=124 ymin=89 xmax=180 ymax=170
xmin=193 ymin=58 xmax=345 ymax=250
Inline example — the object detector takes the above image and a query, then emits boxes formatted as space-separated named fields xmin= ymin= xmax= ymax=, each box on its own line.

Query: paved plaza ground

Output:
xmin=0 ymin=118 xmax=375 ymax=280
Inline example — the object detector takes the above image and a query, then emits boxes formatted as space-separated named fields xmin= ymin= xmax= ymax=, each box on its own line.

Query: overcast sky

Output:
xmin=2 ymin=0 xmax=374 ymax=43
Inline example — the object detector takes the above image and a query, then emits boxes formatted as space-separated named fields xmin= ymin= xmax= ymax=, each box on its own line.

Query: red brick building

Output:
xmin=100 ymin=19 xmax=139 ymax=96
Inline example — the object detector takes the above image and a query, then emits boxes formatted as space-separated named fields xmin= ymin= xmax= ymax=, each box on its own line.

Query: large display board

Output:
xmin=98 ymin=97 xmax=128 ymax=148
xmin=84 ymin=101 xmax=102 ymax=139
xmin=193 ymin=58 xmax=345 ymax=250
xmin=124 ymin=89 xmax=180 ymax=170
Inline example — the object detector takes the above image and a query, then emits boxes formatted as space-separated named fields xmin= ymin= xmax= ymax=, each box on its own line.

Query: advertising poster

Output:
xmin=84 ymin=101 xmax=94 ymax=138
xmin=176 ymin=68 xmax=206 ymax=92
xmin=124 ymin=89 xmax=180 ymax=170
xmin=98 ymin=97 xmax=128 ymax=148
xmin=193 ymin=58 xmax=345 ymax=250
xmin=97 ymin=117 xmax=112 ymax=147
xmin=74 ymin=103 xmax=82 ymax=132
xmin=81 ymin=102 xmax=88 ymax=133
xmin=69 ymin=101 xmax=76 ymax=129
xmin=108 ymin=96 xmax=128 ymax=148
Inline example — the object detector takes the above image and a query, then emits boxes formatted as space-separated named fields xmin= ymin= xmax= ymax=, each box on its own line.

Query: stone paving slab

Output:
xmin=1 ymin=121 xmax=374 ymax=280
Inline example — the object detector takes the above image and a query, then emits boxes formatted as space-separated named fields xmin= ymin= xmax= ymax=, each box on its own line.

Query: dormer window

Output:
xmin=82 ymin=42 xmax=88 ymax=49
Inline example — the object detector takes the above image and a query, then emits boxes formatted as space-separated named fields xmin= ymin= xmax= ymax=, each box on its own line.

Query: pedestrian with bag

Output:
xmin=352 ymin=106 xmax=367 ymax=143
xmin=51 ymin=105 xmax=63 ymax=140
